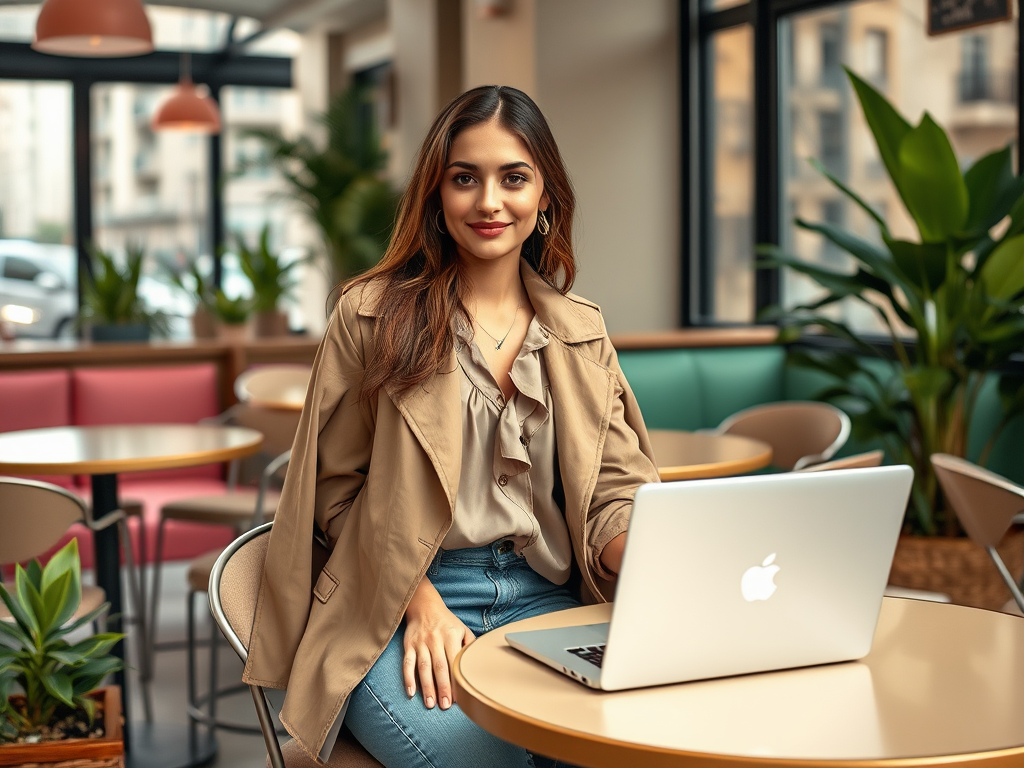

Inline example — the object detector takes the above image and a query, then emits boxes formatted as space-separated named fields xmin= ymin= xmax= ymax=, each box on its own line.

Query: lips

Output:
xmin=469 ymin=221 xmax=511 ymax=237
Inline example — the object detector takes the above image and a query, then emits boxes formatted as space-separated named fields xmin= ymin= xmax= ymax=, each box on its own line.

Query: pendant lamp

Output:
xmin=152 ymin=53 xmax=222 ymax=134
xmin=33 ymin=0 xmax=153 ymax=57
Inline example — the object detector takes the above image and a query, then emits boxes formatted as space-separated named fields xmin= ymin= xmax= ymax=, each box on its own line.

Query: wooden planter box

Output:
xmin=0 ymin=686 xmax=123 ymax=767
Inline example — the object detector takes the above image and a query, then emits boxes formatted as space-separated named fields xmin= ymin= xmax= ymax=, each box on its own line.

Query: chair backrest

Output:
xmin=235 ymin=365 xmax=310 ymax=411
xmin=796 ymin=450 xmax=884 ymax=472
xmin=716 ymin=401 xmax=851 ymax=470
xmin=0 ymin=477 xmax=86 ymax=565
xmin=228 ymin=403 xmax=300 ymax=459
xmin=931 ymin=454 xmax=1024 ymax=547
xmin=210 ymin=522 xmax=330 ymax=660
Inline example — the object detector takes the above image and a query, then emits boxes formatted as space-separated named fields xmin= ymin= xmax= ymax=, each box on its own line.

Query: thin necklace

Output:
xmin=473 ymin=297 xmax=522 ymax=351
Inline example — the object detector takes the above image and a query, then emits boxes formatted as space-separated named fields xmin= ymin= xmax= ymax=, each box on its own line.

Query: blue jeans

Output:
xmin=344 ymin=540 xmax=582 ymax=768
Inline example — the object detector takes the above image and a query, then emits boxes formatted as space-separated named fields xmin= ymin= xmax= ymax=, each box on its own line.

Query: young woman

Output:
xmin=242 ymin=85 xmax=660 ymax=768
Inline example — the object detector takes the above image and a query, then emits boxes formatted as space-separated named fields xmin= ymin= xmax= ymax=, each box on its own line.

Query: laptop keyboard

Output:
xmin=566 ymin=644 xmax=606 ymax=668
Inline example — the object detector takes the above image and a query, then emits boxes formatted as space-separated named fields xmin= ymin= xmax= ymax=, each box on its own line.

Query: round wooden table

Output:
xmin=648 ymin=429 xmax=773 ymax=480
xmin=454 ymin=598 xmax=1024 ymax=768
xmin=236 ymin=366 xmax=309 ymax=411
xmin=0 ymin=424 xmax=264 ymax=768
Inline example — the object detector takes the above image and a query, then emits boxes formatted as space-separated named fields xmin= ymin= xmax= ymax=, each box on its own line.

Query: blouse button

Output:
xmin=497 ymin=474 xmax=509 ymax=487
xmin=519 ymin=435 xmax=529 ymax=447
xmin=497 ymin=395 xmax=505 ymax=407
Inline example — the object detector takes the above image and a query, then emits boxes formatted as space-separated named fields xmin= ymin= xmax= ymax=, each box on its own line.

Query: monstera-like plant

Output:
xmin=760 ymin=67 xmax=1024 ymax=537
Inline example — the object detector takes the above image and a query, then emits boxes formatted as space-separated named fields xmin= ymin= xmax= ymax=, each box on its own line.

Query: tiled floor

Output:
xmin=117 ymin=562 xmax=275 ymax=768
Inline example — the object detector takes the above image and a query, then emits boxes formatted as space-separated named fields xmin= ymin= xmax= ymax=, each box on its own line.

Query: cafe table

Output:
xmin=0 ymin=424 xmax=264 ymax=768
xmin=453 ymin=597 xmax=1024 ymax=767
xmin=648 ymin=429 xmax=773 ymax=480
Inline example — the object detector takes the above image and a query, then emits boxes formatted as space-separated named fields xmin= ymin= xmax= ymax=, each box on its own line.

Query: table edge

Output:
xmin=452 ymin=602 xmax=1024 ymax=768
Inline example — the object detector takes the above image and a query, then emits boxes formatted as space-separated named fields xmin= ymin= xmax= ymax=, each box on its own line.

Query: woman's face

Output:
xmin=439 ymin=119 xmax=549 ymax=267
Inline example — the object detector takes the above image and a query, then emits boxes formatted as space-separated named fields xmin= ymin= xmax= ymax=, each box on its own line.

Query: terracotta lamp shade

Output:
xmin=33 ymin=0 xmax=153 ymax=57
xmin=151 ymin=80 xmax=222 ymax=134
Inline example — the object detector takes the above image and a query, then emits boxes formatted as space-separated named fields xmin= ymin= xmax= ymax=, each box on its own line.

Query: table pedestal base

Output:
xmin=125 ymin=723 xmax=217 ymax=768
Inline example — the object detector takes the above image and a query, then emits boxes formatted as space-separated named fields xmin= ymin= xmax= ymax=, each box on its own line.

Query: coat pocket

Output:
xmin=313 ymin=567 xmax=339 ymax=603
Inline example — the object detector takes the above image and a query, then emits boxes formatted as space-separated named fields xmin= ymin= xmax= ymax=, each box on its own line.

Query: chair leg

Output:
xmin=146 ymin=515 xmax=168 ymax=683
xmin=251 ymin=686 xmax=287 ymax=768
xmin=186 ymin=587 xmax=197 ymax=719
xmin=987 ymin=546 xmax=1024 ymax=614
xmin=119 ymin=519 xmax=152 ymax=722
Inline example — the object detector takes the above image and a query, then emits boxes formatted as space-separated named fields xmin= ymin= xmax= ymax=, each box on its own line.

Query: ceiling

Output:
xmin=0 ymin=0 xmax=387 ymax=34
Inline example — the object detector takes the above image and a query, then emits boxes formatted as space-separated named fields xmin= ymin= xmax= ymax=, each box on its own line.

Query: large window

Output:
xmin=696 ymin=0 xmax=1020 ymax=329
xmin=0 ymin=80 xmax=75 ymax=339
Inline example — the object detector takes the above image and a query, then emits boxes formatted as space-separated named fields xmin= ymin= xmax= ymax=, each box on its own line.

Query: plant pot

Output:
xmin=888 ymin=530 xmax=1024 ymax=610
xmin=191 ymin=306 xmax=217 ymax=340
xmin=218 ymin=321 xmax=251 ymax=344
xmin=0 ymin=686 xmax=123 ymax=767
xmin=254 ymin=309 xmax=290 ymax=338
xmin=89 ymin=323 xmax=150 ymax=343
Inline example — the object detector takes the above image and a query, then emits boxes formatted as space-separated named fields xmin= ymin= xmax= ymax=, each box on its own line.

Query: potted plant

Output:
xmin=80 ymin=243 xmax=169 ymax=342
xmin=165 ymin=260 xmax=217 ymax=340
xmin=243 ymin=84 xmax=399 ymax=283
xmin=0 ymin=539 xmax=124 ymax=765
xmin=211 ymin=289 xmax=253 ymax=344
xmin=759 ymin=68 xmax=1024 ymax=606
xmin=234 ymin=225 xmax=304 ymax=337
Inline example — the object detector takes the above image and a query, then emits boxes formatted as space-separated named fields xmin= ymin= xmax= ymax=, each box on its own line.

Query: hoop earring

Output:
xmin=537 ymin=210 xmax=550 ymax=236
xmin=435 ymin=210 xmax=448 ymax=235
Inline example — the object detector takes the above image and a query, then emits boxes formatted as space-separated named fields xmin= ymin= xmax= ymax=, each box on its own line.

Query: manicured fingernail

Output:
xmin=425 ymin=696 xmax=434 ymax=708
xmin=406 ymin=686 xmax=414 ymax=698
xmin=441 ymin=696 xmax=450 ymax=709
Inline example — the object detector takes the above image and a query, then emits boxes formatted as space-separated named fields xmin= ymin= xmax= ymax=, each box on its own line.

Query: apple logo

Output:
xmin=741 ymin=553 xmax=780 ymax=602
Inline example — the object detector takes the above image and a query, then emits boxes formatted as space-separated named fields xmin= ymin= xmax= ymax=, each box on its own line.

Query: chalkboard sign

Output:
xmin=927 ymin=0 xmax=1012 ymax=35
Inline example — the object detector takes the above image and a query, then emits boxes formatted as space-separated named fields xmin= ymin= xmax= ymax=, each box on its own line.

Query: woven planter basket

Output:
xmin=888 ymin=530 xmax=1024 ymax=611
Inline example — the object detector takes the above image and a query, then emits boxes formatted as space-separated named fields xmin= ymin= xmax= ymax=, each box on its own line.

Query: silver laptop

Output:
xmin=505 ymin=465 xmax=914 ymax=691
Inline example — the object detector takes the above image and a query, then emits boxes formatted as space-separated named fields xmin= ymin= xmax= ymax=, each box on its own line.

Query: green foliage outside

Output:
xmin=0 ymin=540 xmax=123 ymax=742
xmin=234 ymin=225 xmax=306 ymax=313
xmin=165 ymin=260 xmax=216 ymax=314
xmin=759 ymin=68 xmax=1024 ymax=537
xmin=80 ymin=243 xmax=169 ymax=336
xmin=243 ymin=84 xmax=400 ymax=283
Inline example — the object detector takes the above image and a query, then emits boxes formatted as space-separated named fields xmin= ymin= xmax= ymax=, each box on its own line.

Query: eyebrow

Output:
xmin=446 ymin=161 xmax=535 ymax=172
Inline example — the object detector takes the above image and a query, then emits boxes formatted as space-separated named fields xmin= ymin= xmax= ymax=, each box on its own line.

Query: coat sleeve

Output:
xmin=242 ymin=290 xmax=374 ymax=689
xmin=584 ymin=333 xmax=661 ymax=581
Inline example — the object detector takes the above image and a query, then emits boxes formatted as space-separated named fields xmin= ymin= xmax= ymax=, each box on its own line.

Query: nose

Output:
xmin=477 ymin=179 xmax=502 ymax=214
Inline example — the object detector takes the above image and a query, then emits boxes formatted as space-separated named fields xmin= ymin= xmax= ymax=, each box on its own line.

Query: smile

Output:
xmin=468 ymin=221 xmax=511 ymax=237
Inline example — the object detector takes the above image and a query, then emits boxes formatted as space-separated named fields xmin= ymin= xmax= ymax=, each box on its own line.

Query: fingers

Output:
xmin=417 ymin=645 xmax=438 ymax=709
xmin=432 ymin=645 xmax=453 ymax=711
xmin=402 ymin=647 xmax=417 ymax=699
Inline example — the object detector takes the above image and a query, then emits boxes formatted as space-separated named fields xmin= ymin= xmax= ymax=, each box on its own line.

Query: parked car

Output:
xmin=0 ymin=240 xmax=76 ymax=339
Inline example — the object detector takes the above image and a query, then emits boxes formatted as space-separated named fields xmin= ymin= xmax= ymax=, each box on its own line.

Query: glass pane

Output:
xmin=222 ymin=73 xmax=313 ymax=334
xmin=0 ymin=5 xmax=36 ymax=43
xmin=0 ymin=80 xmax=76 ymax=340
xmin=707 ymin=25 xmax=755 ymax=323
xmin=92 ymin=84 xmax=208 ymax=338
xmin=779 ymin=1 xmax=1019 ymax=333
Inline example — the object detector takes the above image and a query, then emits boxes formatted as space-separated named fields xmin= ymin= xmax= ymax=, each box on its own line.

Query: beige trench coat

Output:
xmin=242 ymin=260 xmax=660 ymax=761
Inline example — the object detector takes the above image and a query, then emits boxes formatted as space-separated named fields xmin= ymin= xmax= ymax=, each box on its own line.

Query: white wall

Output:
xmin=536 ymin=0 xmax=680 ymax=332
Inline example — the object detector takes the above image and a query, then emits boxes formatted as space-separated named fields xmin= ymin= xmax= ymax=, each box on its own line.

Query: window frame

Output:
xmin=689 ymin=0 xmax=1024 ymax=327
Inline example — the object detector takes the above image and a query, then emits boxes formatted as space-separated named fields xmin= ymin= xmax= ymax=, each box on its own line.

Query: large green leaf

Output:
xmin=979 ymin=233 xmax=1024 ymax=301
xmin=898 ymin=114 xmax=969 ymax=242
xmin=40 ymin=670 xmax=74 ymax=707
xmin=883 ymin=237 xmax=947 ymax=295
xmin=807 ymin=158 xmax=889 ymax=234
xmin=962 ymin=145 xmax=1024 ymax=236
xmin=13 ymin=567 xmax=42 ymax=639
xmin=39 ymin=571 xmax=74 ymax=639
xmin=846 ymin=68 xmax=912 ymax=203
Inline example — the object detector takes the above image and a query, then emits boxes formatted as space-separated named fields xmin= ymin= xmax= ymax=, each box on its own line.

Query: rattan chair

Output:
xmin=209 ymin=523 xmax=384 ymax=768
xmin=795 ymin=450 xmax=884 ymax=472
xmin=931 ymin=454 xmax=1024 ymax=613
xmin=0 ymin=476 xmax=151 ymax=714
xmin=714 ymin=401 xmax=851 ymax=471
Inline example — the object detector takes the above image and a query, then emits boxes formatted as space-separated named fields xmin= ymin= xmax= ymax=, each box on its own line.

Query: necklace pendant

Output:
xmin=495 ymin=341 xmax=503 ymax=350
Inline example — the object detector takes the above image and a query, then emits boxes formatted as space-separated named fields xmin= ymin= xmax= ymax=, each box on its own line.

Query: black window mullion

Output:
xmin=753 ymin=0 xmax=780 ymax=315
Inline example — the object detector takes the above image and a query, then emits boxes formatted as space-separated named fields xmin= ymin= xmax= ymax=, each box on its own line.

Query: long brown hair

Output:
xmin=347 ymin=85 xmax=577 ymax=402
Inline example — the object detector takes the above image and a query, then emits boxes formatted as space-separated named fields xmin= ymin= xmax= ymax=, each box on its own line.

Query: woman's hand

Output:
xmin=403 ymin=576 xmax=475 ymax=711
